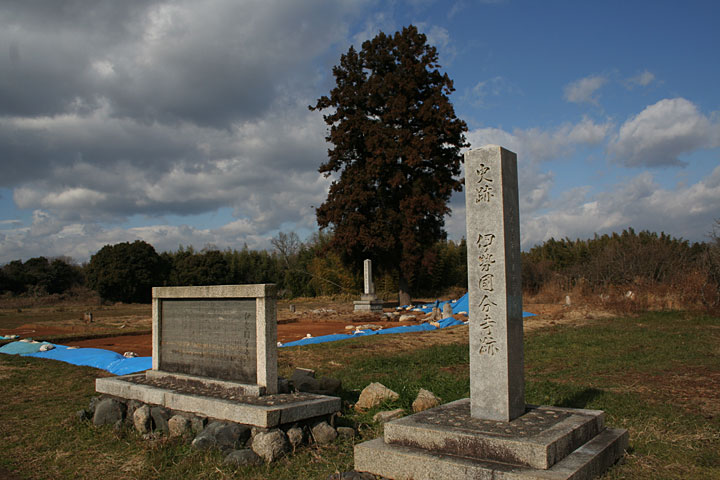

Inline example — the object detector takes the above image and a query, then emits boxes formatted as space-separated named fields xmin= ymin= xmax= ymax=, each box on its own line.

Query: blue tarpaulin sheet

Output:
xmin=0 ymin=341 xmax=152 ymax=375
xmin=281 ymin=316 xmax=464 ymax=347
xmin=407 ymin=293 xmax=535 ymax=318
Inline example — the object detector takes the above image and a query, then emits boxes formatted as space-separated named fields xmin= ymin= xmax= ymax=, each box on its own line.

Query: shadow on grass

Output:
xmin=557 ymin=387 xmax=604 ymax=409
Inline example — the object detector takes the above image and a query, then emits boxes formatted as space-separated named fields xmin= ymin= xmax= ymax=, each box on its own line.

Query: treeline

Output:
xmin=0 ymin=256 xmax=84 ymax=296
xmin=0 ymin=232 xmax=467 ymax=303
xmin=2 ymin=226 xmax=719 ymax=313
xmin=522 ymin=228 xmax=720 ymax=311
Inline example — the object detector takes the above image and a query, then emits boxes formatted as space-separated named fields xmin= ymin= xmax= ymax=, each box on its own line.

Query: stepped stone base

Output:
xmin=354 ymin=399 xmax=628 ymax=480
xmin=96 ymin=373 xmax=340 ymax=428
xmin=353 ymin=299 xmax=384 ymax=312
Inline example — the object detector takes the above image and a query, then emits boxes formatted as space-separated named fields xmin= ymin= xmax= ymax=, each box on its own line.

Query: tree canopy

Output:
xmin=85 ymin=240 xmax=164 ymax=303
xmin=310 ymin=25 xmax=468 ymax=304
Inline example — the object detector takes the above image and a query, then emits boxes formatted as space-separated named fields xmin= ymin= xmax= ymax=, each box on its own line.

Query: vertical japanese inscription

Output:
xmin=473 ymin=164 xmax=500 ymax=356
xmin=466 ymin=145 xmax=525 ymax=422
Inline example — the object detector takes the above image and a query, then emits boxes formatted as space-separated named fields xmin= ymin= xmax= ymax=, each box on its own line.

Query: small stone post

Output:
xmin=465 ymin=145 xmax=524 ymax=422
xmin=363 ymin=259 xmax=375 ymax=297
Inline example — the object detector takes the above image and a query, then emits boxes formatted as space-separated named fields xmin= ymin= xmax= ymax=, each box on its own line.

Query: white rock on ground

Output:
xmin=373 ymin=409 xmax=405 ymax=423
xmin=251 ymin=429 xmax=290 ymax=463
xmin=412 ymin=388 xmax=441 ymax=413
xmin=355 ymin=382 xmax=399 ymax=411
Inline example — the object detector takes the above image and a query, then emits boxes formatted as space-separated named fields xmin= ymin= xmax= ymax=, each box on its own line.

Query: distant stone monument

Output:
xmin=354 ymin=259 xmax=383 ymax=312
xmin=96 ymin=284 xmax=340 ymax=427
xmin=354 ymin=146 xmax=627 ymax=479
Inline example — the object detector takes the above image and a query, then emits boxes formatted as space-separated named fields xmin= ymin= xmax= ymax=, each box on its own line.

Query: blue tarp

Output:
xmin=281 ymin=316 xmax=464 ymax=347
xmin=0 ymin=341 xmax=152 ymax=375
xmin=406 ymin=293 xmax=535 ymax=318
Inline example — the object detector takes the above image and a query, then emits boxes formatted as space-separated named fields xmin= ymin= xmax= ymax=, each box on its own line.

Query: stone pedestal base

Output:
xmin=354 ymin=399 xmax=627 ymax=480
xmin=353 ymin=299 xmax=384 ymax=312
xmin=96 ymin=373 xmax=340 ymax=428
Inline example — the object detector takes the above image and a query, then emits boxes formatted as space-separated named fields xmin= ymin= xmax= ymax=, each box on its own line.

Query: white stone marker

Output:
xmin=465 ymin=145 xmax=524 ymax=422
xmin=363 ymin=259 xmax=375 ymax=296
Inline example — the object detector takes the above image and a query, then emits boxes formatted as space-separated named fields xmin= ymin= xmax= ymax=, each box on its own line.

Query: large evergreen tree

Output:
xmin=310 ymin=25 xmax=468 ymax=304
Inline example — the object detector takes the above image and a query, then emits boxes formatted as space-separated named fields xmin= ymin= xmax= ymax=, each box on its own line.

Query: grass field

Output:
xmin=1 ymin=310 xmax=718 ymax=479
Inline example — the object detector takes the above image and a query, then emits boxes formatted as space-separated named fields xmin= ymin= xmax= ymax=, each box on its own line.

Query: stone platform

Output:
xmin=96 ymin=372 xmax=341 ymax=428
xmin=353 ymin=298 xmax=384 ymax=312
xmin=354 ymin=399 xmax=628 ymax=480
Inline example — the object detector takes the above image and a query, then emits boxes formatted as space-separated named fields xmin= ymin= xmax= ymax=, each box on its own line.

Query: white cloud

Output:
xmin=563 ymin=74 xmax=608 ymax=105
xmin=467 ymin=116 xmax=612 ymax=163
xmin=608 ymin=97 xmax=720 ymax=167
xmin=521 ymin=166 xmax=720 ymax=248
xmin=626 ymin=70 xmax=655 ymax=88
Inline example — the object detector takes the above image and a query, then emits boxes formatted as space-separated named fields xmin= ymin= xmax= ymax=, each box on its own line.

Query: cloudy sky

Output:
xmin=1 ymin=0 xmax=719 ymax=264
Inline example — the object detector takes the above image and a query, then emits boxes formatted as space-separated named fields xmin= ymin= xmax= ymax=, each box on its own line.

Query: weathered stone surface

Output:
xmin=337 ymin=427 xmax=355 ymax=439
xmin=87 ymin=396 xmax=100 ymax=416
xmin=223 ymin=448 xmax=263 ymax=467
xmin=96 ymin=375 xmax=341 ymax=428
xmin=412 ymin=389 xmax=440 ymax=413
xmin=133 ymin=405 xmax=151 ymax=434
xmin=311 ymin=421 xmax=338 ymax=444
xmin=251 ymin=429 xmax=290 ymax=463
xmin=93 ymin=397 xmax=126 ymax=426
xmin=355 ymin=428 xmax=629 ymax=480
xmin=286 ymin=426 xmax=304 ymax=449
xmin=355 ymin=382 xmax=399 ymax=411
xmin=191 ymin=435 xmax=216 ymax=450
xmin=190 ymin=415 xmax=207 ymax=434
xmin=373 ymin=409 xmax=404 ymax=423
xmin=465 ymin=146 xmax=524 ymax=422
xmin=215 ymin=423 xmax=251 ymax=450
xmin=442 ymin=303 xmax=453 ymax=319
xmin=398 ymin=314 xmax=415 ymax=322
xmin=150 ymin=406 xmax=170 ymax=434
xmin=168 ymin=415 xmax=192 ymax=437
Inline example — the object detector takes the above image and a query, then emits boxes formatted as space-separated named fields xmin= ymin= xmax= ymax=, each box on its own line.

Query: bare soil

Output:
xmin=1 ymin=297 xmax=614 ymax=357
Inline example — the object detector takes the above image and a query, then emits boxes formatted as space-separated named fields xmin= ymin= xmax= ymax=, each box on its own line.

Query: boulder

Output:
xmin=412 ymin=388 xmax=441 ymax=413
xmin=93 ymin=397 xmax=126 ymax=426
xmin=251 ymin=429 xmax=290 ymax=463
xmin=373 ymin=408 xmax=404 ymax=423
xmin=224 ymin=448 xmax=263 ymax=467
xmin=355 ymin=382 xmax=399 ymax=411
xmin=215 ymin=423 xmax=251 ymax=450
xmin=311 ymin=421 xmax=337 ymax=444
xmin=190 ymin=416 xmax=207 ymax=434
xmin=442 ymin=303 xmax=453 ymax=319
xmin=150 ymin=406 xmax=170 ymax=434
xmin=168 ymin=415 xmax=192 ymax=437
xmin=286 ymin=426 xmax=304 ymax=449
xmin=133 ymin=405 xmax=151 ymax=434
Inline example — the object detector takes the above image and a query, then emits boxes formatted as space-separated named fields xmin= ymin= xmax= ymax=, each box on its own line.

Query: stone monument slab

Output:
xmin=96 ymin=284 xmax=340 ymax=428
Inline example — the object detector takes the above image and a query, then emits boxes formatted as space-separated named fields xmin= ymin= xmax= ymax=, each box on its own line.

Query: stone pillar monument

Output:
xmin=354 ymin=259 xmax=383 ymax=312
xmin=354 ymin=145 xmax=628 ymax=480
xmin=466 ymin=145 xmax=525 ymax=421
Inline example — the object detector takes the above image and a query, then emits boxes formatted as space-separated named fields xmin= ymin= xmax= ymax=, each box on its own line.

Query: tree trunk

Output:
xmin=398 ymin=274 xmax=411 ymax=306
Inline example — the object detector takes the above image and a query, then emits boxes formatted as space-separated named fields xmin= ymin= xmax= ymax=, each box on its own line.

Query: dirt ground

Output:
xmin=0 ymin=296 xmax=613 ymax=357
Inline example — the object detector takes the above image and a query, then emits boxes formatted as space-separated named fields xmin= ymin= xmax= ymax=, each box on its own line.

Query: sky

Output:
xmin=1 ymin=0 xmax=719 ymax=264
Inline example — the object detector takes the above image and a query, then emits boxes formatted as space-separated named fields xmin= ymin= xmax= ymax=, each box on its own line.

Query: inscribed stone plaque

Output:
xmin=465 ymin=145 xmax=525 ymax=422
xmin=159 ymin=298 xmax=257 ymax=383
